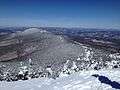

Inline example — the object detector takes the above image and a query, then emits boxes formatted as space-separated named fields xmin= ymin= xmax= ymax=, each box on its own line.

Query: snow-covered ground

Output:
xmin=0 ymin=28 xmax=120 ymax=90
xmin=1 ymin=69 xmax=120 ymax=90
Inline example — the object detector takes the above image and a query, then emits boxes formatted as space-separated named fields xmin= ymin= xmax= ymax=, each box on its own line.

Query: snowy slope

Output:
xmin=19 ymin=28 xmax=47 ymax=35
xmin=1 ymin=69 xmax=120 ymax=90
xmin=1 ymin=28 xmax=120 ymax=90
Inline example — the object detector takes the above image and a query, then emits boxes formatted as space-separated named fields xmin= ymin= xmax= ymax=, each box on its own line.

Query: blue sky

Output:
xmin=0 ymin=0 xmax=120 ymax=28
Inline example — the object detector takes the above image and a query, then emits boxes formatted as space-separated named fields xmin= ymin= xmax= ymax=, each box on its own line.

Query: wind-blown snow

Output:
xmin=1 ymin=69 xmax=120 ymax=90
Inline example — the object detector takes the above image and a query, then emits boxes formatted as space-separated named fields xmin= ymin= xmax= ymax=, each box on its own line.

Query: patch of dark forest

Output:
xmin=69 ymin=36 xmax=120 ymax=54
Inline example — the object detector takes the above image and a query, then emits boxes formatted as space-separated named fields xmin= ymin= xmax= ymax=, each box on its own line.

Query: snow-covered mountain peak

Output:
xmin=21 ymin=28 xmax=47 ymax=35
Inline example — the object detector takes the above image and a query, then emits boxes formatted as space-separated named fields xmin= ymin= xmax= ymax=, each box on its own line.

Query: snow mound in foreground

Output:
xmin=1 ymin=69 xmax=120 ymax=90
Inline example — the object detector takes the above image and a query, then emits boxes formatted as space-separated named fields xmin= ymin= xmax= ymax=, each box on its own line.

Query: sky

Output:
xmin=0 ymin=0 xmax=120 ymax=28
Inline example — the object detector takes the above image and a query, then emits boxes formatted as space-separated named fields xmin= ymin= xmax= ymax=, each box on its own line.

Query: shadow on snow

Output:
xmin=92 ymin=74 xmax=120 ymax=89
